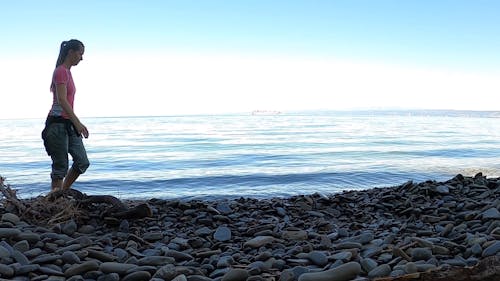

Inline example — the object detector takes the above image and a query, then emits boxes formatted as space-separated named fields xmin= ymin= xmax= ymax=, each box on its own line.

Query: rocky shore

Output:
xmin=0 ymin=173 xmax=499 ymax=280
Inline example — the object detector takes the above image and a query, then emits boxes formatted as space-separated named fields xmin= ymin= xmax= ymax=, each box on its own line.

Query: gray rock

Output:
xmin=64 ymin=260 xmax=100 ymax=277
xmin=214 ymin=226 xmax=232 ymax=242
xmin=298 ymin=262 xmax=361 ymax=281
xmin=62 ymin=251 xmax=82 ymax=264
xmin=100 ymin=262 xmax=138 ymax=274
xmin=0 ymin=263 xmax=14 ymax=277
xmin=1 ymin=213 xmax=20 ymax=224
xmin=482 ymin=241 xmax=500 ymax=257
xmin=411 ymin=248 xmax=433 ymax=261
xmin=244 ymin=236 xmax=274 ymax=248
xmin=143 ymin=231 xmax=163 ymax=241
xmin=308 ymin=251 xmax=328 ymax=266
xmin=13 ymin=240 xmax=29 ymax=253
xmin=122 ymin=270 xmax=152 ymax=281
xmin=360 ymin=258 xmax=378 ymax=273
xmin=221 ymin=268 xmax=249 ymax=281
xmin=0 ymin=227 xmax=21 ymax=238
xmin=368 ymin=264 xmax=391 ymax=279
xmin=63 ymin=220 xmax=77 ymax=236
xmin=138 ymin=256 xmax=175 ymax=266
xmin=483 ymin=208 xmax=500 ymax=219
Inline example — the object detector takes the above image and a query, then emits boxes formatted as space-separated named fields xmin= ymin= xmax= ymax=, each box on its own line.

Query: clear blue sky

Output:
xmin=1 ymin=0 xmax=499 ymax=118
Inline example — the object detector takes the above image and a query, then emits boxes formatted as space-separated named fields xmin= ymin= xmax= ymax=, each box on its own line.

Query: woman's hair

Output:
xmin=55 ymin=39 xmax=84 ymax=67
xmin=51 ymin=39 xmax=84 ymax=92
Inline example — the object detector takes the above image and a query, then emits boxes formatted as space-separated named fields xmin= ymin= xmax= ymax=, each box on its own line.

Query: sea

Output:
xmin=1 ymin=110 xmax=499 ymax=200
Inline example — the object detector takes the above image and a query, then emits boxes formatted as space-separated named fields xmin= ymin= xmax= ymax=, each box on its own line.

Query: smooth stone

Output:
xmin=62 ymin=251 xmax=82 ymax=264
xmin=153 ymin=264 xmax=177 ymax=280
xmin=64 ymin=261 xmax=100 ymax=277
xmin=0 ymin=263 xmax=14 ymax=277
xmin=404 ymin=262 xmax=418 ymax=274
xmin=217 ymin=256 xmax=235 ymax=268
xmin=411 ymin=248 xmax=433 ymax=261
xmin=143 ymin=231 xmax=163 ymax=241
xmin=186 ymin=275 xmax=213 ymax=281
xmin=87 ymin=249 xmax=116 ymax=262
xmin=482 ymin=241 xmax=500 ymax=257
xmin=368 ymin=264 xmax=391 ymax=278
xmin=308 ymin=251 xmax=328 ymax=266
xmin=122 ymin=270 xmax=152 ymax=281
xmin=39 ymin=266 xmax=64 ymax=275
xmin=298 ymin=262 xmax=361 ymax=281
xmin=336 ymin=242 xmax=362 ymax=249
xmin=1 ymin=213 xmax=20 ymax=224
xmin=344 ymin=232 xmax=374 ymax=244
xmin=244 ymin=236 xmax=275 ymax=248
xmin=194 ymin=227 xmax=212 ymax=236
xmin=433 ymin=185 xmax=450 ymax=194
xmin=78 ymin=225 xmax=96 ymax=234
xmin=98 ymin=273 xmax=120 ymax=281
xmin=31 ymin=253 xmax=62 ymax=264
xmin=17 ymin=232 xmax=41 ymax=243
xmin=16 ymin=264 xmax=41 ymax=275
xmin=443 ymin=258 xmax=467 ymax=266
xmin=63 ymin=220 xmax=77 ymax=236
xmin=0 ymin=228 xmax=21 ymax=238
xmin=100 ymin=262 xmax=138 ymax=275
xmin=13 ymin=240 xmax=30 ymax=253
xmin=221 ymin=268 xmax=249 ymax=281
xmin=12 ymin=250 xmax=29 ymax=265
xmin=114 ymin=248 xmax=129 ymax=262
xmin=172 ymin=274 xmax=188 ymax=281
xmin=416 ymin=264 xmax=437 ymax=272
xmin=216 ymin=202 xmax=233 ymax=214
xmin=164 ymin=249 xmax=193 ymax=262
xmin=331 ymin=251 xmax=352 ymax=261
xmin=470 ymin=243 xmax=483 ymax=256
xmin=483 ymin=208 xmax=500 ymax=219
xmin=23 ymin=247 xmax=42 ymax=258
xmin=360 ymin=258 xmax=378 ymax=273
xmin=282 ymin=230 xmax=308 ymax=241
xmin=0 ymin=244 xmax=10 ymax=258
xmin=138 ymin=256 xmax=175 ymax=266
xmin=214 ymin=226 xmax=232 ymax=242
xmin=432 ymin=245 xmax=450 ymax=255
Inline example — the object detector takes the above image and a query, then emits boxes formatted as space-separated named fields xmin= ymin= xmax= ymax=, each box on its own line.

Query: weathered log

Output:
xmin=46 ymin=188 xmax=151 ymax=220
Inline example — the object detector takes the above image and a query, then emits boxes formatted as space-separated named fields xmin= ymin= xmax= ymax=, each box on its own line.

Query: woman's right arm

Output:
xmin=56 ymin=84 xmax=89 ymax=138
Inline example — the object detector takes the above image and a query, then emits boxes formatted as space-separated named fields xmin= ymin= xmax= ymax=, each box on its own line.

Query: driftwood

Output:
xmin=1 ymin=176 xmax=152 ymax=225
xmin=375 ymin=255 xmax=500 ymax=281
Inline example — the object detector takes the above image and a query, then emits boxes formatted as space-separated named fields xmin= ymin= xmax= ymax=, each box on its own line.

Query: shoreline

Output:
xmin=1 ymin=173 xmax=499 ymax=280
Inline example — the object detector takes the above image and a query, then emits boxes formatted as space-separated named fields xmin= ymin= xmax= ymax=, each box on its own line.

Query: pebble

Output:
xmin=298 ymin=262 xmax=361 ymax=281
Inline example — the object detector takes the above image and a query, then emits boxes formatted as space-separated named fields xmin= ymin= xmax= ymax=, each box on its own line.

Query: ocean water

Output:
xmin=1 ymin=110 xmax=499 ymax=200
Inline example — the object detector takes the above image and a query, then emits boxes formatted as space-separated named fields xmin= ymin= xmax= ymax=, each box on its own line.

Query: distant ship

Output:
xmin=251 ymin=110 xmax=282 ymax=115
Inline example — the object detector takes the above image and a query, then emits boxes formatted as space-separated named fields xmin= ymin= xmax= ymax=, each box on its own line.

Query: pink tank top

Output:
xmin=49 ymin=65 xmax=75 ymax=119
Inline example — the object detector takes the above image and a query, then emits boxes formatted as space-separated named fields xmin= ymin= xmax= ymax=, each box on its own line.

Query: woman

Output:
xmin=42 ymin=39 xmax=90 ymax=191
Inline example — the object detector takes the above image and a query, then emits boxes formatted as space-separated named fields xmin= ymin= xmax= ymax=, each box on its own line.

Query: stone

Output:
xmin=221 ymin=268 xmax=249 ymax=281
xmin=411 ymin=248 xmax=433 ymax=261
xmin=298 ymin=262 xmax=361 ymax=281
xmin=65 ymin=261 xmax=100 ymax=277
xmin=482 ymin=241 xmax=500 ymax=257
xmin=244 ymin=236 xmax=275 ymax=248
xmin=214 ymin=226 xmax=232 ymax=242
xmin=368 ymin=264 xmax=391 ymax=279
xmin=482 ymin=208 xmax=500 ymax=219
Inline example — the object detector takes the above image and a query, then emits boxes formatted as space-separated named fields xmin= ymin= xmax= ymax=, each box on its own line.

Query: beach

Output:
xmin=0 ymin=173 xmax=499 ymax=280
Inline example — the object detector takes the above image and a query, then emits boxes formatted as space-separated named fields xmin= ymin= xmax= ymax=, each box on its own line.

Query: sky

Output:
xmin=1 ymin=0 xmax=499 ymax=119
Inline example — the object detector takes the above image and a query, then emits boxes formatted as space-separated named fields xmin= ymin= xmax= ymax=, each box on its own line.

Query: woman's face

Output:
xmin=69 ymin=46 xmax=84 ymax=66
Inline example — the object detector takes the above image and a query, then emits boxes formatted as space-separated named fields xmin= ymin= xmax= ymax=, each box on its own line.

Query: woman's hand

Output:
xmin=75 ymin=122 xmax=89 ymax=138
